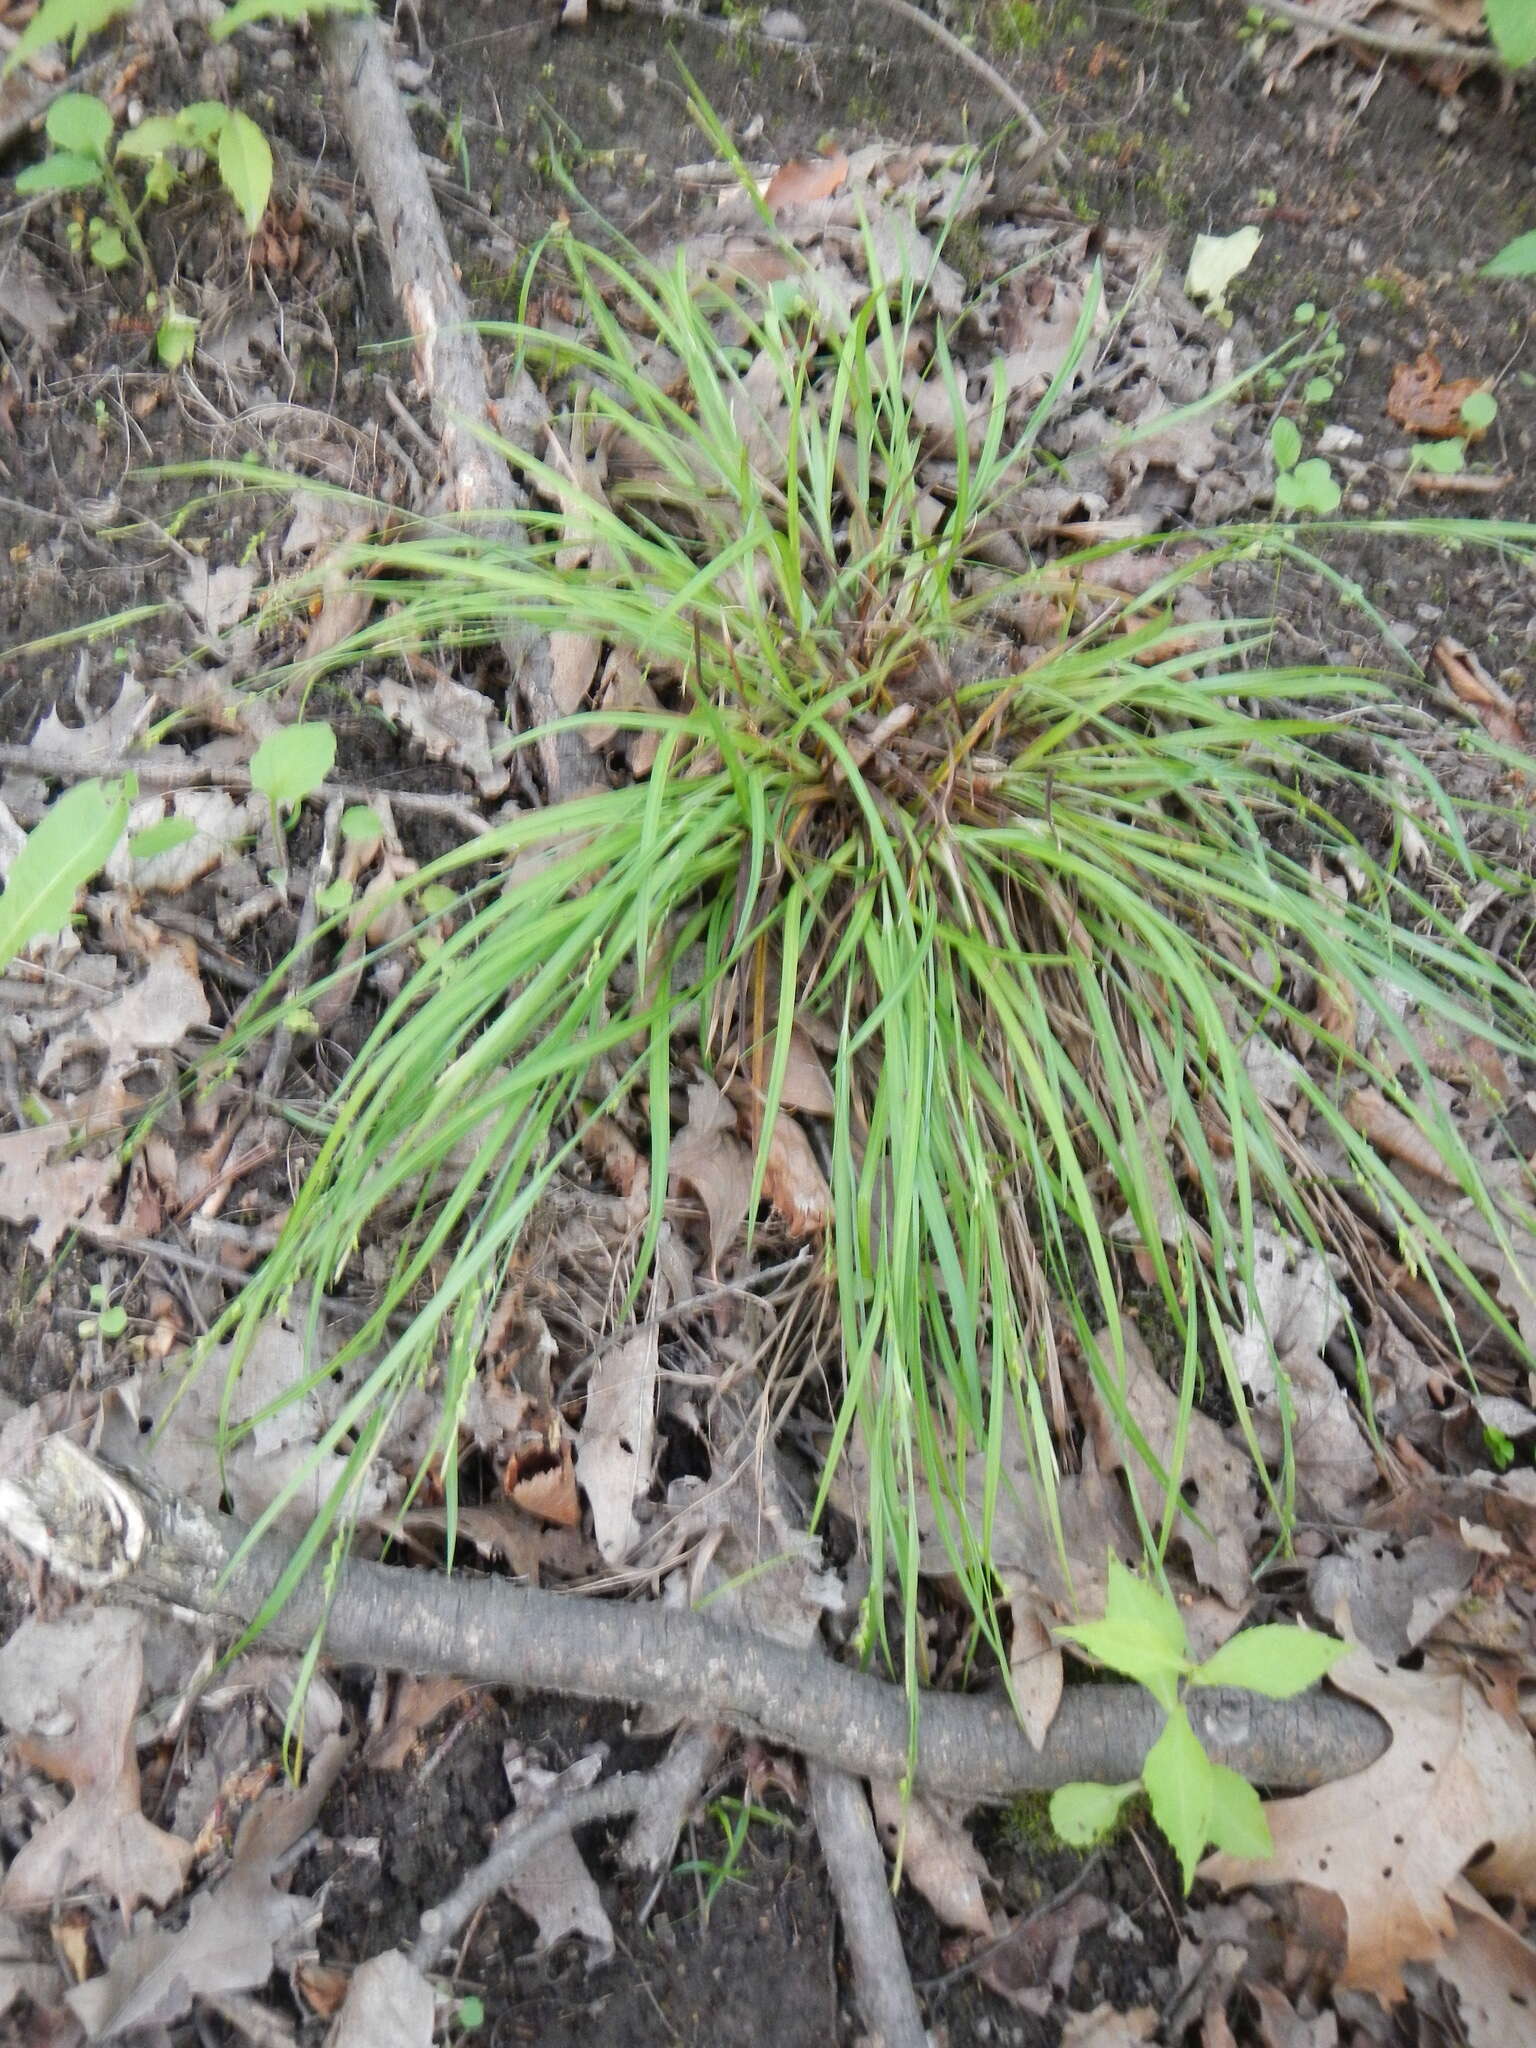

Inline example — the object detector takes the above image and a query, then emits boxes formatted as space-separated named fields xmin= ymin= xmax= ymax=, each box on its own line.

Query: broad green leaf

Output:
xmin=3 ymin=0 xmax=139 ymax=76
xmin=155 ymin=310 xmax=199 ymax=369
xmin=1274 ymin=457 xmax=1341 ymax=514
xmin=1184 ymin=225 xmax=1262 ymax=317
xmin=88 ymin=220 xmax=128 ymax=269
xmin=1413 ymin=440 xmax=1465 ymax=475
xmin=1269 ymin=416 xmax=1301 ymax=472
xmin=1049 ymin=1780 xmax=1139 ymax=1848
xmin=1482 ymin=232 xmax=1536 ymax=279
xmin=1487 ymin=0 xmax=1536 ymax=67
xmin=0 ymin=779 xmax=132 ymax=971
xmin=250 ymin=722 xmax=336 ymax=810
xmin=1203 ymin=1764 xmax=1272 ymax=1862
xmin=1054 ymin=1619 xmax=1186 ymax=1710
xmin=1303 ymin=376 xmax=1334 ymax=405
xmin=1460 ymin=390 xmax=1498 ymax=433
xmin=15 ymin=152 xmax=102 ymax=195
xmin=176 ymin=101 xmax=231 ymax=151
xmin=117 ymin=115 xmax=189 ymax=161
xmin=1104 ymin=1554 xmax=1189 ymax=1659
xmin=1191 ymin=1625 xmax=1346 ymax=1699
xmin=1141 ymin=1707 xmax=1214 ymax=1892
xmin=130 ymin=816 xmax=199 ymax=860
xmin=218 ymin=110 xmax=272 ymax=233
xmin=45 ymin=91 xmax=113 ymax=160
xmin=211 ymin=0 xmax=371 ymax=41
xmin=316 ymin=878 xmax=352 ymax=917
xmin=98 ymin=1304 xmax=128 ymax=1338
xmin=340 ymin=804 xmax=384 ymax=842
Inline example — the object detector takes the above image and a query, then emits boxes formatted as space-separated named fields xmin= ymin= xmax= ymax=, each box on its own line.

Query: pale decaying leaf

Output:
xmin=748 ymin=1099 xmax=831 ymax=1237
xmin=1307 ymin=1524 xmax=1477 ymax=1661
xmin=330 ymin=1951 xmax=435 ymax=2048
xmin=1061 ymin=2006 xmax=1158 ymax=2046
xmin=98 ymin=1316 xmax=391 ymax=1537
xmin=30 ymin=679 xmax=155 ymax=768
xmin=0 ymin=1121 xmax=119 ymax=1256
xmin=369 ymin=675 xmax=510 ymax=798
xmin=1430 ymin=1884 xmax=1536 ymax=2048
xmin=68 ymin=1732 xmax=350 ymax=2038
xmin=869 ymin=1782 xmax=992 ymax=1939
xmin=1001 ymin=1577 xmax=1065 ymax=1752
xmin=1229 ymin=1230 xmax=1376 ymax=1520
xmin=501 ymin=1748 xmax=615 ymax=1964
xmin=1346 ymin=1086 xmax=1459 ymax=1185
xmin=1087 ymin=1326 xmax=1260 ymax=1609
xmin=181 ymin=559 xmax=258 ymax=637
xmin=0 ymin=1608 xmax=193 ymax=1917
xmin=668 ymin=1077 xmax=754 ymax=1270
xmin=1203 ymin=1653 xmax=1536 ymax=2002
xmin=574 ymin=1326 xmax=657 ymax=1565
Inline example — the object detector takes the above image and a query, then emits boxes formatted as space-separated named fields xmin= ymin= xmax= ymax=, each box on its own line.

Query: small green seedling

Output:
xmin=0 ymin=778 xmax=133 ymax=973
xmin=1049 ymin=1558 xmax=1346 ymax=1890
xmin=2 ymin=0 xmax=139 ymax=76
xmin=155 ymin=307 xmax=200 ymax=369
xmin=1269 ymin=414 xmax=1341 ymax=516
xmin=452 ymin=1994 xmax=486 ymax=2036
xmin=15 ymin=91 xmax=273 ymax=260
xmin=250 ymin=720 xmax=336 ymax=887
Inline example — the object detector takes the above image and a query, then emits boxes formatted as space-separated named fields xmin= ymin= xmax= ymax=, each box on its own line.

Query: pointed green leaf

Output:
xmin=176 ymin=101 xmax=231 ymax=151
xmin=1269 ymin=416 xmax=1301 ymax=473
xmin=1105 ymin=1556 xmax=1189 ymax=1658
xmin=1203 ymin=1764 xmax=1272 ymax=1862
xmin=15 ymin=152 xmax=103 ymax=195
xmin=129 ymin=816 xmax=199 ymax=861
xmin=218 ymin=109 xmax=272 ymax=233
xmin=250 ymin=722 xmax=336 ymax=810
xmin=1487 ymin=0 xmax=1536 ymax=68
xmin=3 ymin=0 xmax=139 ymax=77
xmin=1141 ymin=1707 xmax=1214 ymax=1893
xmin=45 ymin=92 xmax=113 ymax=160
xmin=211 ymin=0 xmax=371 ymax=39
xmin=1191 ymin=1625 xmax=1345 ymax=1699
xmin=0 ymin=779 xmax=133 ymax=971
xmin=117 ymin=115 xmax=190 ymax=161
xmin=1049 ymin=1780 xmax=1139 ymax=1849
xmin=1054 ymin=1620 xmax=1186 ymax=1710
xmin=1482 ymin=232 xmax=1536 ymax=279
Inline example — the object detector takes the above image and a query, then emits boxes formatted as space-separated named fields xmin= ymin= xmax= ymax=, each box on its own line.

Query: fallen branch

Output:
xmin=809 ymin=1763 xmax=927 ymax=2048
xmin=0 ymin=1440 xmax=1389 ymax=1803
xmin=1239 ymin=0 xmax=1503 ymax=68
xmin=314 ymin=11 xmax=605 ymax=806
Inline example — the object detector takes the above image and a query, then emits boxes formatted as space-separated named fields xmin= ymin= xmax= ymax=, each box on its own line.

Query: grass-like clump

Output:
xmin=209 ymin=202 xmax=1536 ymax=1697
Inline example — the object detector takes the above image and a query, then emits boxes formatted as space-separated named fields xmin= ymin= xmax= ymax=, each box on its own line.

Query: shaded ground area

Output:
xmin=1 ymin=1 xmax=1534 ymax=2043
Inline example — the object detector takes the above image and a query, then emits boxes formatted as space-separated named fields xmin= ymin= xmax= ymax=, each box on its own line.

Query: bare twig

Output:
xmin=314 ymin=11 xmax=606 ymax=806
xmin=856 ymin=0 xmax=1061 ymax=159
xmin=620 ymin=1721 xmax=731 ymax=1875
xmin=809 ymin=1763 xmax=927 ymax=2048
xmin=1 ymin=1442 xmax=1390 ymax=1806
xmin=0 ymin=745 xmax=493 ymax=835
xmin=413 ymin=1773 xmax=646 ymax=1969
xmin=1240 ymin=0 xmax=1502 ymax=68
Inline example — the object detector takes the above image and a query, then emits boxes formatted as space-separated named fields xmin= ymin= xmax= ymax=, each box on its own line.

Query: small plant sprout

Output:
xmin=1269 ymin=414 xmax=1341 ymax=515
xmin=0 ymin=779 xmax=133 ymax=973
xmin=249 ymin=720 xmax=336 ymax=883
xmin=1050 ymin=1560 xmax=1347 ymax=1889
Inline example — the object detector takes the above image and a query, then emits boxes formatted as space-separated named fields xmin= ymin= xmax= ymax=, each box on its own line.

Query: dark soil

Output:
xmin=1 ymin=0 xmax=1534 ymax=2041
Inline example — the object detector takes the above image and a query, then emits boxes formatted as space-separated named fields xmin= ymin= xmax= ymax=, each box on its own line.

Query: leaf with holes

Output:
xmin=1202 ymin=1652 xmax=1536 ymax=2002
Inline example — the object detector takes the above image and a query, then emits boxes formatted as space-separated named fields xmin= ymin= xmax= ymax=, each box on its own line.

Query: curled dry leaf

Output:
xmin=763 ymin=150 xmax=849 ymax=210
xmin=330 ymin=1951 xmax=435 ymax=2048
xmin=574 ymin=1327 xmax=657 ymax=1565
xmin=668 ymin=1077 xmax=754 ymax=1269
xmin=67 ymin=1731 xmax=351 ymax=2038
xmin=369 ymin=675 xmax=510 ymax=798
xmin=0 ymin=1608 xmax=193 ymax=1917
xmin=1346 ymin=1085 xmax=1457 ymax=1184
xmin=1385 ymin=351 xmax=1490 ymax=440
xmin=1433 ymin=633 xmax=1526 ymax=753
xmin=869 ymin=1782 xmax=992 ymax=1939
xmin=1202 ymin=1652 xmax=1536 ymax=2003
